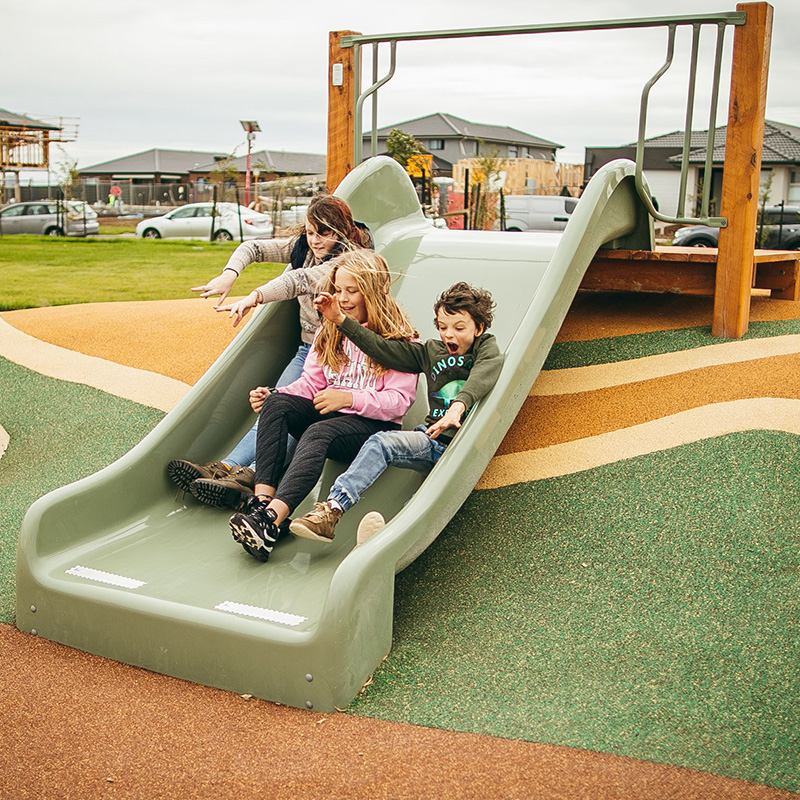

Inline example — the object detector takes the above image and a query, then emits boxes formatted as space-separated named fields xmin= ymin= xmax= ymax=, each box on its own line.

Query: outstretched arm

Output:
xmin=191 ymin=268 xmax=239 ymax=304
xmin=190 ymin=239 xmax=293 ymax=305
xmin=215 ymin=291 xmax=261 ymax=327
xmin=333 ymin=315 xmax=427 ymax=374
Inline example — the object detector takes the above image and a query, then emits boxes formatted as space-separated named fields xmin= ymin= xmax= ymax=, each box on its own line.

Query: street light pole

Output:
xmin=240 ymin=120 xmax=261 ymax=207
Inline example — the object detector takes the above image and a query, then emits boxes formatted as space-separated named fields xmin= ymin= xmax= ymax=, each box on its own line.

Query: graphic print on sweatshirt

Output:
xmin=322 ymin=339 xmax=379 ymax=391
xmin=431 ymin=379 xmax=465 ymax=407
xmin=428 ymin=351 xmax=475 ymax=419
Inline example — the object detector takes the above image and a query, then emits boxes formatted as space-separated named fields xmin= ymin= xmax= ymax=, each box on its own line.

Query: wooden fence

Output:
xmin=451 ymin=158 xmax=584 ymax=196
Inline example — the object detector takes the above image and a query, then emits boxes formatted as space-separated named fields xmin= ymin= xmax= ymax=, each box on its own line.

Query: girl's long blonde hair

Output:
xmin=315 ymin=251 xmax=417 ymax=376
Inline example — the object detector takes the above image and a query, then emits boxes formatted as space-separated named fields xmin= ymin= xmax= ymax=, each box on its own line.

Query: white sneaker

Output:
xmin=356 ymin=511 xmax=386 ymax=546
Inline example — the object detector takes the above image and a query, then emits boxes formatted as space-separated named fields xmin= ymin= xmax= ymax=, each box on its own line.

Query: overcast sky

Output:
xmin=6 ymin=0 xmax=799 ymax=178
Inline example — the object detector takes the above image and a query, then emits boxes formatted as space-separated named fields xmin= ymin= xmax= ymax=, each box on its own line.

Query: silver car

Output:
xmin=135 ymin=202 xmax=273 ymax=241
xmin=0 ymin=200 xmax=99 ymax=236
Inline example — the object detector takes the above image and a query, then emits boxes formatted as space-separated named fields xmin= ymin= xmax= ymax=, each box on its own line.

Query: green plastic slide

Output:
xmin=16 ymin=157 xmax=652 ymax=711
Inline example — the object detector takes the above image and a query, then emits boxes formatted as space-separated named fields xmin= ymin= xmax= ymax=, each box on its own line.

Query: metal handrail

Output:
xmin=341 ymin=11 xmax=746 ymax=228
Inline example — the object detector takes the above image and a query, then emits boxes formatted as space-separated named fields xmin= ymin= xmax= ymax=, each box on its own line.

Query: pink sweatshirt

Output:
xmin=277 ymin=326 xmax=417 ymax=424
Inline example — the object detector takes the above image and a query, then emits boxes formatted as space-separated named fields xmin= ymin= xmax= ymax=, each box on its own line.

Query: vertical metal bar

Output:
xmin=634 ymin=25 xmax=676 ymax=219
xmin=677 ymin=24 xmax=701 ymax=216
xmin=701 ymin=22 xmax=727 ymax=217
xmin=371 ymin=44 xmax=379 ymax=157
xmin=464 ymin=168 xmax=470 ymax=230
xmin=353 ymin=41 xmax=397 ymax=166
xmin=353 ymin=42 xmax=362 ymax=166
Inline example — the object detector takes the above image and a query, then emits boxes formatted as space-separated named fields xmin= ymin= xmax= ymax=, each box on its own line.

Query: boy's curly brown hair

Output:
xmin=433 ymin=282 xmax=495 ymax=332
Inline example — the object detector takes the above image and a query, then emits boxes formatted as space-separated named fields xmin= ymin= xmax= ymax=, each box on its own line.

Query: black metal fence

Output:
xmin=2 ymin=176 xmax=325 ymax=217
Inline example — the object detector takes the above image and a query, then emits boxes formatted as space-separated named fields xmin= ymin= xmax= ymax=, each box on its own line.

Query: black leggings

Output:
xmin=255 ymin=392 xmax=400 ymax=513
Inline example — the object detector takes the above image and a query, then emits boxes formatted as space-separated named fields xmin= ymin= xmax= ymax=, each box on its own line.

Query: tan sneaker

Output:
xmin=356 ymin=512 xmax=385 ymax=546
xmin=289 ymin=502 xmax=342 ymax=542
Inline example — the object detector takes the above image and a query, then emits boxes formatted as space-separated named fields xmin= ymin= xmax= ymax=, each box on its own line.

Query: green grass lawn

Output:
xmin=0 ymin=236 xmax=284 ymax=309
xmin=97 ymin=224 xmax=138 ymax=235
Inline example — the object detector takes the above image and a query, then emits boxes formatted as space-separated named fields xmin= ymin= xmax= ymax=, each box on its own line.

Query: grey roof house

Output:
xmin=585 ymin=120 xmax=800 ymax=218
xmin=80 ymin=149 xmax=228 ymax=184
xmin=362 ymin=112 xmax=563 ymax=174
xmin=190 ymin=150 xmax=326 ymax=182
xmin=79 ymin=148 xmax=326 ymax=185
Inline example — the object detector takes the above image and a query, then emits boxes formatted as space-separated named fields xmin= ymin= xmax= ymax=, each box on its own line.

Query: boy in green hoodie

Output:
xmin=289 ymin=281 xmax=501 ymax=543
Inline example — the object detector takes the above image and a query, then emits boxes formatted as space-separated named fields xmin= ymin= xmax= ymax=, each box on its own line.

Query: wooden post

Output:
xmin=326 ymin=31 xmax=360 ymax=193
xmin=712 ymin=2 xmax=773 ymax=338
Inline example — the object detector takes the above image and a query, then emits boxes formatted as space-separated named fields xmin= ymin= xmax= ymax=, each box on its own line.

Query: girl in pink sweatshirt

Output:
xmin=229 ymin=250 xmax=418 ymax=561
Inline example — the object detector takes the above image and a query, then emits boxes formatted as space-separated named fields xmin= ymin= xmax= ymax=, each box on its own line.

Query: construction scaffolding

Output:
xmin=0 ymin=111 xmax=79 ymax=204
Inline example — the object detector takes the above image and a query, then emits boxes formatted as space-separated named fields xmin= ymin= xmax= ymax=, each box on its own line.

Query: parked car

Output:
xmin=278 ymin=204 xmax=308 ymax=228
xmin=135 ymin=202 xmax=273 ymax=241
xmin=0 ymin=200 xmax=99 ymax=237
xmin=495 ymin=195 xmax=579 ymax=231
xmin=672 ymin=205 xmax=800 ymax=249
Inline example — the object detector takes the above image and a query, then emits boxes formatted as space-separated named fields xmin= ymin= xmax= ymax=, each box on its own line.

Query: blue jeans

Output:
xmin=328 ymin=425 xmax=448 ymax=512
xmin=222 ymin=343 xmax=310 ymax=469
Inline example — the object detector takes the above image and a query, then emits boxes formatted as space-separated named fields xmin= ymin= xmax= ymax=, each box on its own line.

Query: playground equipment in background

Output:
xmin=328 ymin=4 xmax=774 ymax=338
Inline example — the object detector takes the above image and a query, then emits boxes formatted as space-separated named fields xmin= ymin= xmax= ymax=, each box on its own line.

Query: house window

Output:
xmin=789 ymin=170 xmax=800 ymax=204
xmin=508 ymin=146 xmax=518 ymax=159
xmin=428 ymin=139 xmax=444 ymax=151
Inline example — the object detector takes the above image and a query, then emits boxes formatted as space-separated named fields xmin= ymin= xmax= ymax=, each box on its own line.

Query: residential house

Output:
xmin=188 ymin=150 xmax=325 ymax=184
xmin=584 ymin=120 xmax=800 ymax=218
xmin=78 ymin=147 xmax=326 ymax=205
xmin=362 ymin=112 xmax=563 ymax=175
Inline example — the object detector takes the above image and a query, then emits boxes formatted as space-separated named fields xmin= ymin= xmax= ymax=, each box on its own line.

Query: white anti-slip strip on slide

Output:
xmin=0 ymin=317 xmax=190 ymax=412
xmin=532 ymin=334 xmax=800 ymax=396
xmin=66 ymin=565 xmax=147 ymax=589
xmin=477 ymin=397 xmax=800 ymax=488
xmin=215 ymin=600 xmax=307 ymax=626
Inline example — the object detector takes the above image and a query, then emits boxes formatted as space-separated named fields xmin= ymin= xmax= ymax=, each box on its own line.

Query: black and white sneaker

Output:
xmin=229 ymin=503 xmax=280 ymax=562
xmin=237 ymin=496 xmax=293 ymax=537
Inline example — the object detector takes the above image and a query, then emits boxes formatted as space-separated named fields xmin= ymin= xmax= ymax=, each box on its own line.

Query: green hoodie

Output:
xmin=337 ymin=315 xmax=502 ymax=443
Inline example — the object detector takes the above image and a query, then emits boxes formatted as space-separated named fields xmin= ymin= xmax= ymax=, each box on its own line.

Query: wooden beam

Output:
xmin=712 ymin=2 xmax=773 ymax=337
xmin=326 ymin=31 xmax=360 ymax=193
xmin=583 ymin=245 xmax=799 ymax=299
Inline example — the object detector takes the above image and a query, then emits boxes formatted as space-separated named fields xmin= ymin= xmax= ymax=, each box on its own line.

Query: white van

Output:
xmin=497 ymin=195 xmax=579 ymax=231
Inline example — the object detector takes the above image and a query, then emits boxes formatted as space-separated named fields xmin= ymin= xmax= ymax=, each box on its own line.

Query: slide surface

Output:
xmin=16 ymin=157 xmax=652 ymax=711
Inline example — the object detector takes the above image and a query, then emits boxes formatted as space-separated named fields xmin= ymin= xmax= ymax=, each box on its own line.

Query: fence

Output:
xmin=1 ymin=175 xmax=325 ymax=226
xmin=452 ymin=158 xmax=584 ymax=196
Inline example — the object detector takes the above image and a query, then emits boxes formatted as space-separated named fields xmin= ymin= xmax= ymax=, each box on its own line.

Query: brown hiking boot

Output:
xmin=167 ymin=459 xmax=231 ymax=493
xmin=289 ymin=501 xmax=342 ymax=542
xmin=190 ymin=466 xmax=255 ymax=510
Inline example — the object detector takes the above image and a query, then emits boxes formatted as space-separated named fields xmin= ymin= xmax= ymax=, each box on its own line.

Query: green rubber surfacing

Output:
xmin=349 ymin=430 xmax=800 ymax=793
xmin=3 ymin=345 xmax=799 ymax=790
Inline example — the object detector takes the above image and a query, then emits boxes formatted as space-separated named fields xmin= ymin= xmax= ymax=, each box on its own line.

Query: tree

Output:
xmin=470 ymin=144 xmax=507 ymax=230
xmin=208 ymin=153 xmax=241 ymax=203
xmin=386 ymin=129 xmax=425 ymax=167
xmin=53 ymin=146 xmax=80 ymax=199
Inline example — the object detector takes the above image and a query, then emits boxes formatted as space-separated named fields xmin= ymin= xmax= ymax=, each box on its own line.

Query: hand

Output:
xmin=313 ymin=388 xmax=353 ymax=415
xmin=216 ymin=291 xmax=259 ymax=327
xmin=249 ymin=386 xmax=271 ymax=413
xmin=313 ymin=291 xmax=346 ymax=325
xmin=191 ymin=270 xmax=238 ymax=304
xmin=426 ymin=401 xmax=467 ymax=440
